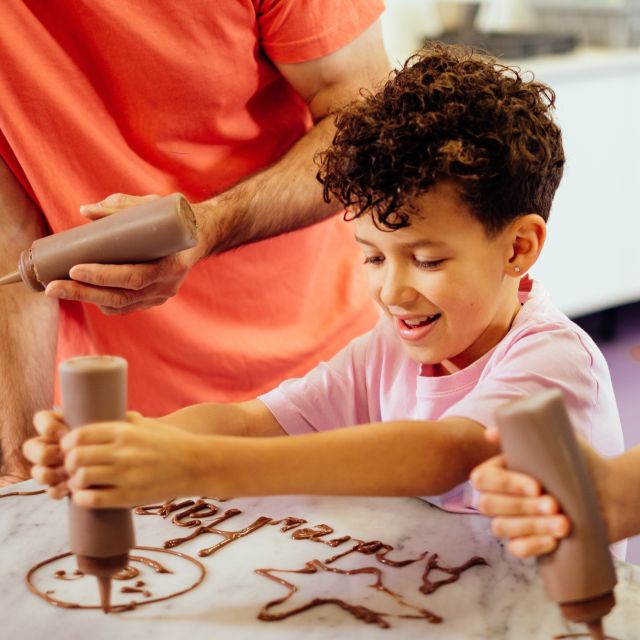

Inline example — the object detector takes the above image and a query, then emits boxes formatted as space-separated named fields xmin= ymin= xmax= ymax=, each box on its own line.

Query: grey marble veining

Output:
xmin=1 ymin=480 xmax=638 ymax=639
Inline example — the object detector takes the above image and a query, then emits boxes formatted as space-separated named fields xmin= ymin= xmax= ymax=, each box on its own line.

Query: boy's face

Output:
xmin=354 ymin=182 xmax=522 ymax=372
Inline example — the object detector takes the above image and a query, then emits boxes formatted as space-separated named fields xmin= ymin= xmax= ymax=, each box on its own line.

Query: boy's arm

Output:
xmin=206 ymin=417 xmax=499 ymax=498
xmin=22 ymin=399 xmax=285 ymax=499
xmin=159 ymin=400 xmax=287 ymax=438
xmin=61 ymin=416 xmax=499 ymax=507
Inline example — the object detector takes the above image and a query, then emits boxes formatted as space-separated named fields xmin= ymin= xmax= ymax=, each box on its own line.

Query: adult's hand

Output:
xmin=470 ymin=428 xmax=627 ymax=558
xmin=471 ymin=452 xmax=571 ymax=558
xmin=45 ymin=193 xmax=214 ymax=315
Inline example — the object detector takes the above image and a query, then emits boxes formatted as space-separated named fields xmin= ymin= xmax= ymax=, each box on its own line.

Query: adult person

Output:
xmin=0 ymin=1 xmax=389 ymax=485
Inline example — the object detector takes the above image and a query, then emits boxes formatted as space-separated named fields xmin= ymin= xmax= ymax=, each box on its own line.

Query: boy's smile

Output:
xmin=395 ymin=312 xmax=441 ymax=341
xmin=354 ymin=182 xmax=524 ymax=374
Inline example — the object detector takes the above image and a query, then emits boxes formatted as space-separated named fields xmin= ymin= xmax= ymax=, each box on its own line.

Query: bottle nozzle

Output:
xmin=586 ymin=618 xmax=605 ymax=640
xmin=97 ymin=576 xmax=112 ymax=613
xmin=0 ymin=271 xmax=21 ymax=286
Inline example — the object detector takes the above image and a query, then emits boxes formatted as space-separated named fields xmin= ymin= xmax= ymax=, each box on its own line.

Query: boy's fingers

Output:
xmin=33 ymin=411 xmax=69 ymax=441
xmin=492 ymin=514 xmax=570 ymax=539
xmin=507 ymin=535 xmax=558 ymax=559
xmin=22 ymin=439 xmax=64 ymax=467
xmin=64 ymin=445 xmax=114 ymax=474
xmin=31 ymin=464 xmax=68 ymax=487
xmin=72 ymin=487 xmax=124 ymax=509
xmin=61 ymin=424 xmax=117 ymax=451
xmin=68 ymin=465 xmax=116 ymax=491
xmin=47 ymin=481 xmax=70 ymax=500
xmin=478 ymin=493 xmax=559 ymax=517
xmin=485 ymin=428 xmax=501 ymax=444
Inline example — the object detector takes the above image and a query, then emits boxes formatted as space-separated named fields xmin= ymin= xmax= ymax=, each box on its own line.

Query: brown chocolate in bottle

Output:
xmin=495 ymin=390 xmax=617 ymax=639
xmin=59 ymin=356 xmax=136 ymax=613
xmin=0 ymin=193 xmax=197 ymax=291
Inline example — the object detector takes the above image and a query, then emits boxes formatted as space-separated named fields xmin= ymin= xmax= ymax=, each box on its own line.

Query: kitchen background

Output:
xmin=380 ymin=0 xmax=640 ymax=562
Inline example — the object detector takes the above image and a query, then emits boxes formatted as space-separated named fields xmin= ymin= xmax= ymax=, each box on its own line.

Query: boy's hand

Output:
xmin=470 ymin=451 xmax=570 ymax=558
xmin=59 ymin=415 xmax=202 ymax=508
xmin=23 ymin=410 xmax=71 ymax=499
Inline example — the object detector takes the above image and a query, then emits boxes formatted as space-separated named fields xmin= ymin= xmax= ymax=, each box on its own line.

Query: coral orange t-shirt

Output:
xmin=0 ymin=1 xmax=384 ymax=415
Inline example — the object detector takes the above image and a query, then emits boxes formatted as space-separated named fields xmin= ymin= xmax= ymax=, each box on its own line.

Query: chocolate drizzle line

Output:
xmin=26 ymin=546 xmax=205 ymax=612
xmin=0 ymin=489 xmax=46 ymax=499
xmin=164 ymin=511 xmax=272 ymax=557
xmin=128 ymin=555 xmax=173 ymax=574
xmin=270 ymin=517 xmax=308 ymax=532
xmin=553 ymin=636 xmax=620 ymax=640
xmin=135 ymin=498 xmax=193 ymax=518
xmin=172 ymin=500 xmax=220 ymax=527
xmin=420 ymin=553 xmax=488 ymax=595
xmin=54 ymin=569 xmax=83 ymax=581
xmin=323 ymin=539 xmax=428 ymax=566
xmin=113 ymin=566 xmax=140 ymax=580
xmin=121 ymin=585 xmax=153 ymax=598
xmin=256 ymin=559 xmax=443 ymax=628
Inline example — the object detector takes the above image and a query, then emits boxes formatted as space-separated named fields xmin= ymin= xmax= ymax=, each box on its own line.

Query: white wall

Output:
xmin=381 ymin=3 xmax=640 ymax=315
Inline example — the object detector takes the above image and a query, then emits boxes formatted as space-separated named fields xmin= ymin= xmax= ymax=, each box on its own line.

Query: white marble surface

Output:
xmin=1 ymin=480 xmax=639 ymax=639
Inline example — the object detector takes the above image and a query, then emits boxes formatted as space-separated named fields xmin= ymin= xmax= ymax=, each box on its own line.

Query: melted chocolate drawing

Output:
xmin=24 ymin=495 xmax=489 ymax=628
xmin=26 ymin=546 xmax=204 ymax=612
xmin=131 ymin=497 xmax=488 ymax=626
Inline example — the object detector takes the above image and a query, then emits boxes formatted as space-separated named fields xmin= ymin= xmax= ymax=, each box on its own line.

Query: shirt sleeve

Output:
xmin=257 ymin=0 xmax=385 ymax=64
xmin=258 ymin=328 xmax=376 ymax=434
xmin=441 ymin=325 xmax=600 ymax=443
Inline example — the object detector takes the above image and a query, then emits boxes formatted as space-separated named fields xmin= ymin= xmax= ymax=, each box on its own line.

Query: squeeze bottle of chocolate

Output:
xmin=0 ymin=193 xmax=198 ymax=289
xmin=495 ymin=390 xmax=617 ymax=640
xmin=59 ymin=355 xmax=135 ymax=613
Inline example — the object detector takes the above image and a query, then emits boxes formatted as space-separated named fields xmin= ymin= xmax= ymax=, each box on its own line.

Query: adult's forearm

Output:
xmin=196 ymin=419 xmax=498 ymax=498
xmin=198 ymin=117 xmax=341 ymax=255
xmin=198 ymin=18 xmax=390 ymax=255
xmin=0 ymin=158 xmax=58 ymax=480
xmin=608 ymin=446 xmax=640 ymax=542
xmin=0 ymin=290 xmax=58 ymax=478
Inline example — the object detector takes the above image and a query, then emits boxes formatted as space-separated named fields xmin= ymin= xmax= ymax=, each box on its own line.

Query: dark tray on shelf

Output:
xmin=432 ymin=30 xmax=579 ymax=59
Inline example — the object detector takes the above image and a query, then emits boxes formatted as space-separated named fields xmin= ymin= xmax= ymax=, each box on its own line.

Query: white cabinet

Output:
xmin=525 ymin=49 xmax=640 ymax=315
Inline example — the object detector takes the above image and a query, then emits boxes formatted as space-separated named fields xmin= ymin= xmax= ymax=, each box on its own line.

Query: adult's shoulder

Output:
xmin=256 ymin=0 xmax=385 ymax=65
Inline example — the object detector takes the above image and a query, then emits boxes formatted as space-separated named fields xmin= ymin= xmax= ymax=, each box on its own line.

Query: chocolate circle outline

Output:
xmin=26 ymin=545 xmax=206 ymax=611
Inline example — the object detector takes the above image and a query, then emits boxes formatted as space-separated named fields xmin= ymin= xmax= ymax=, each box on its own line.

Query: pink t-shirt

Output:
xmin=260 ymin=279 xmax=624 ymax=511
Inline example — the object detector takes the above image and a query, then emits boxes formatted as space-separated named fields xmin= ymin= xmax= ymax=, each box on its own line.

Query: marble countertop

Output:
xmin=1 ymin=480 xmax=639 ymax=640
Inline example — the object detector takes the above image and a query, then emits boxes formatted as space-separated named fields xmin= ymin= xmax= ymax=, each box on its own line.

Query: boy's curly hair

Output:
xmin=317 ymin=42 xmax=565 ymax=234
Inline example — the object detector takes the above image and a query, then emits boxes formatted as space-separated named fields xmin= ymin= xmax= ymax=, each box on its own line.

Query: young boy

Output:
xmin=23 ymin=43 xmax=624 ymax=514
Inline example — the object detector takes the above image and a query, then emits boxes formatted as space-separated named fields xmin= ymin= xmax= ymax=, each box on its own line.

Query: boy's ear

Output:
xmin=504 ymin=213 xmax=546 ymax=277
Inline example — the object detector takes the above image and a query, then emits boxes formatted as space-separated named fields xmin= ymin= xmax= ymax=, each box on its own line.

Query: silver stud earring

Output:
xmin=514 ymin=266 xmax=521 ymax=273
